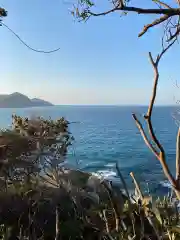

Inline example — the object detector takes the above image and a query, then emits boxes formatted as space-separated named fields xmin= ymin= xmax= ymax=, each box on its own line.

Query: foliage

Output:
xmin=0 ymin=7 xmax=7 ymax=27
xmin=0 ymin=8 xmax=7 ymax=18
xmin=0 ymin=115 xmax=73 ymax=189
xmin=0 ymin=116 xmax=178 ymax=239
xmin=72 ymin=0 xmax=180 ymax=44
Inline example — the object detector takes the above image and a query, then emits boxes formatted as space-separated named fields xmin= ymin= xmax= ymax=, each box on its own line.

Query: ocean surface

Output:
xmin=0 ymin=105 xmax=179 ymax=196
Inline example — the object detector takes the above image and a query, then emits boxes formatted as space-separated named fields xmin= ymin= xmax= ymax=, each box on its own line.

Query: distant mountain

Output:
xmin=31 ymin=98 xmax=54 ymax=107
xmin=0 ymin=92 xmax=53 ymax=108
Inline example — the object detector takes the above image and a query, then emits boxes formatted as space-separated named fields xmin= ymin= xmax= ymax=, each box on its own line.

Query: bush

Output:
xmin=0 ymin=115 xmax=179 ymax=239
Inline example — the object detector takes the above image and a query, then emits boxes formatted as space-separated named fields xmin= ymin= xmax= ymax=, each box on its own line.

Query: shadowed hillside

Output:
xmin=0 ymin=92 xmax=53 ymax=108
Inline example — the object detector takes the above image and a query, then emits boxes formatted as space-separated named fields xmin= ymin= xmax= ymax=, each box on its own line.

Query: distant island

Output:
xmin=0 ymin=92 xmax=54 ymax=108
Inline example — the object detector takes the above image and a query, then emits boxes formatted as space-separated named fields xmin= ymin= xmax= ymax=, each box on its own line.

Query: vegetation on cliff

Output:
xmin=0 ymin=115 xmax=177 ymax=240
xmin=0 ymin=93 xmax=53 ymax=108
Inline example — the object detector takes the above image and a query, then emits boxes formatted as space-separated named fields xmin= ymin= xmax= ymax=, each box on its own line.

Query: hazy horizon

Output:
xmin=0 ymin=91 xmax=179 ymax=106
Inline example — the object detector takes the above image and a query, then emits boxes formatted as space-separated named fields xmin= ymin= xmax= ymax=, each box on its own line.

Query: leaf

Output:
xmin=85 ymin=0 xmax=94 ymax=7
xmin=154 ymin=207 xmax=163 ymax=225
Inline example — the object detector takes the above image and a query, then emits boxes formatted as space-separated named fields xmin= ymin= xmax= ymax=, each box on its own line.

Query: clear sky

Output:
xmin=0 ymin=0 xmax=179 ymax=105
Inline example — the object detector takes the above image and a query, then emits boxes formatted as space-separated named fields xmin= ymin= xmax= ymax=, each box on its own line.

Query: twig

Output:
xmin=153 ymin=0 xmax=172 ymax=9
xmin=133 ymin=38 xmax=180 ymax=198
xmin=143 ymin=40 xmax=176 ymax=152
xmin=101 ymin=181 xmax=120 ymax=232
xmin=39 ymin=175 xmax=59 ymax=188
xmin=130 ymin=172 xmax=161 ymax=239
xmin=115 ymin=162 xmax=131 ymax=200
xmin=132 ymin=113 xmax=159 ymax=159
xmin=88 ymin=5 xmax=180 ymax=17
xmin=146 ymin=216 xmax=161 ymax=240
xmin=156 ymin=38 xmax=176 ymax=64
xmin=1 ymin=23 xmax=60 ymax=54
xmin=167 ymin=25 xmax=180 ymax=42
xmin=116 ymin=163 xmax=136 ymax=238
xmin=138 ymin=15 xmax=169 ymax=37
xmin=85 ymin=3 xmax=180 ymax=42
xmin=130 ymin=172 xmax=143 ymax=200
xmin=55 ymin=205 xmax=60 ymax=240
xmin=103 ymin=210 xmax=110 ymax=234
xmin=88 ymin=6 xmax=119 ymax=17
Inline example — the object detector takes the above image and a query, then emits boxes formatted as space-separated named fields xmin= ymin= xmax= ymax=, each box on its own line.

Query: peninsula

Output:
xmin=0 ymin=92 xmax=53 ymax=108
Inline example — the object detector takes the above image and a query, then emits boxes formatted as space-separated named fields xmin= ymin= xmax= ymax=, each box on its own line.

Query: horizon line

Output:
xmin=54 ymin=104 xmax=179 ymax=107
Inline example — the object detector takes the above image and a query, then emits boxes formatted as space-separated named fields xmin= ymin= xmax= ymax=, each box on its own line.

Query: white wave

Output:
xmin=105 ymin=163 xmax=116 ymax=168
xmin=85 ymin=161 xmax=105 ymax=167
xmin=160 ymin=180 xmax=172 ymax=189
xmin=92 ymin=170 xmax=117 ymax=180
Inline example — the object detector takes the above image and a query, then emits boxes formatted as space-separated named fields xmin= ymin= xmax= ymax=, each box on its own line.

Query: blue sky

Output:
xmin=0 ymin=0 xmax=180 ymax=105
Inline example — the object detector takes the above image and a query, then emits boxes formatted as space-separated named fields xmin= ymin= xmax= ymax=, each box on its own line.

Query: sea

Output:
xmin=0 ymin=105 xmax=179 ymax=196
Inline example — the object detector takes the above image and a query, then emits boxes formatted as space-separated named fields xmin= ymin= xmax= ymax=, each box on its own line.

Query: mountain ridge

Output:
xmin=0 ymin=92 xmax=53 ymax=108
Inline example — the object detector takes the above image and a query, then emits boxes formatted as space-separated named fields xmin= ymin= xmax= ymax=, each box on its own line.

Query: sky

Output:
xmin=0 ymin=0 xmax=180 ymax=105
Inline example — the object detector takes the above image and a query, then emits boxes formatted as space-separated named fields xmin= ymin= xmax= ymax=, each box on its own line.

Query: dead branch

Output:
xmin=144 ymin=40 xmax=176 ymax=151
xmin=88 ymin=6 xmax=119 ymax=17
xmin=1 ymin=23 xmax=61 ymax=54
xmin=167 ymin=25 xmax=180 ymax=41
xmin=138 ymin=15 xmax=169 ymax=37
xmin=130 ymin=172 xmax=143 ymax=200
xmin=88 ymin=6 xmax=180 ymax=17
xmin=103 ymin=210 xmax=110 ymax=234
xmin=132 ymin=113 xmax=159 ymax=159
xmin=76 ymin=0 xmax=180 ymax=45
xmin=156 ymin=38 xmax=176 ymax=64
xmin=55 ymin=205 xmax=60 ymax=240
xmin=75 ymin=1 xmax=180 ymax=43
xmin=153 ymin=0 xmax=172 ymax=9
xmin=101 ymin=181 xmax=120 ymax=232
xmin=132 ymin=37 xmax=180 ymax=198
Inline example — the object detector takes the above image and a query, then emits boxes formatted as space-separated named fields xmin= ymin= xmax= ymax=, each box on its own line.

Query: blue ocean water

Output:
xmin=0 ymin=105 xmax=179 ymax=195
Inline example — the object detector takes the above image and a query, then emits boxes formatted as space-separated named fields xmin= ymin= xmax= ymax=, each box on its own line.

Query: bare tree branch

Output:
xmin=130 ymin=172 xmax=143 ymax=200
xmin=76 ymin=0 xmax=180 ymax=200
xmin=132 ymin=113 xmax=159 ymax=159
xmin=153 ymin=0 xmax=172 ymax=9
xmin=76 ymin=1 xmax=180 ymax=42
xmin=167 ymin=25 xmax=180 ymax=41
xmin=55 ymin=205 xmax=60 ymax=240
xmin=80 ymin=3 xmax=180 ymax=43
xmin=138 ymin=15 xmax=169 ymax=37
xmin=1 ymin=23 xmax=60 ymax=54
xmin=146 ymin=39 xmax=176 ymax=119
xmin=88 ymin=6 xmax=180 ymax=17
xmin=156 ymin=38 xmax=176 ymax=64
xmin=116 ymin=163 xmax=131 ymax=201
xmin=143 ymin=40 xmax=176 ymax=152
xmin=132 ymin=38 xmax=180 ymax=198
xmin=88 ymin=6 xmax=119 ymax=17
xmin=158 ymin=151 xmax=177 ymax=189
